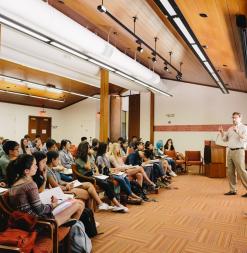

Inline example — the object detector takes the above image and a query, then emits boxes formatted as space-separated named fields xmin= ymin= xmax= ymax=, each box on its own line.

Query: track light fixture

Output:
xmin=164 ymin=62 xmax=169 ymax=72
xmin=151 ymin=37 xmax=158 ymax=63
xmin=133 ymin=17 xmax=144 ymax=53
xmin=97 ymin=1 xmax=107 ymax=13
xmin=137 ymin=45 xmax=144 ymax=53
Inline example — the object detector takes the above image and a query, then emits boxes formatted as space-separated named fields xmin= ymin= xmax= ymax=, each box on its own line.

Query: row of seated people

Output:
xmin=0 ymin=135 xmax=180 ymax=252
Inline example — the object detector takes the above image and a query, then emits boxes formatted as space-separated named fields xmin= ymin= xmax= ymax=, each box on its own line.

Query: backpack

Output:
xmin=69 ymin=220 xmax=92 ymax=253
xmin=0 ymin=228 xmax=37 ymax=253
xmin=80 ymin=208 xmax=98 ymax=238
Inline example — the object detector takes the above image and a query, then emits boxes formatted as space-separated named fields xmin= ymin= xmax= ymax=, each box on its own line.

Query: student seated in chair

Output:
xmin=6 ymin=154 xmax=84 ymax=227
xmin=45 ymin=151 xmax=111 ymax=211
xmin=75 ymin=141 xmax=128 ymax=213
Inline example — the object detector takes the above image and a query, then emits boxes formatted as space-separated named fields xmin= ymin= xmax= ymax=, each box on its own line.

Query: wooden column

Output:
xmin=110 ymin=95 xmax=121 ymax=142
xmin=150 ymin=92 xmax=154 ymax=144
xmin=128 ymin=94 xmax=140 ymax=140
xmin=100 ymin=69 xmax=109 ymax=142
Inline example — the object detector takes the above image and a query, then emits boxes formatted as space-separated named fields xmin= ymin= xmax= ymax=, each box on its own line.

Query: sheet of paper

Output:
xmin=70 ymin=179 xmax=83 ymax=188
xmin=93 ymin=175 xmax=109 ymax=180
xmin=52 ymin=200 xmax=72 ymax=216
xmin=39 ymin=187 xmax=68 ymax=204
xmin=62 ymin=168 xmax=73 ymax=175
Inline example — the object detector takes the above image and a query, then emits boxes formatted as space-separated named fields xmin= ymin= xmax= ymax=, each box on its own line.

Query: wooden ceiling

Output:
xmin=0 ymin=59 xmax=125 ymax=109
xmin=49 ymin=0 xmax=247 ymax=92
xmin=174 ymin=0 xmax=247 ymax=92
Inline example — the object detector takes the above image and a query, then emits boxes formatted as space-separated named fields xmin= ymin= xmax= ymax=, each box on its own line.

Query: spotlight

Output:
xmin=152 ymin=57 xmax=157 ymax=63
xmin=97 ymin=5 xmax=107 ymax=13
xmin=164 ymin=62 xmax=169 ymax=72
xmin=137 ymin=45 xmax=143 ymax=53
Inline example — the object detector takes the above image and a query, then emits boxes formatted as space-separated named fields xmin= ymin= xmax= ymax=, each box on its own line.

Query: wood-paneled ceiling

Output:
xmin=49 ymin=0 xmax=247 ymax=92
xmin=0 ymin=59 xmax=125 ymax=109
xmin=174 ymin=0 xmax=247 ymax=92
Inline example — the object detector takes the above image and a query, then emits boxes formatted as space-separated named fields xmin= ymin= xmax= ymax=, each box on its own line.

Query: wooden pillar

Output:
xmin=100 ymin=69 xmax=109 ymax=142
xmin=150 ymin=92 xmax=154 ymax=144
xmin=128 ymin=94 xmax=140 ymax=140
xmin=110 ymin=95 xmax=121 ymax=142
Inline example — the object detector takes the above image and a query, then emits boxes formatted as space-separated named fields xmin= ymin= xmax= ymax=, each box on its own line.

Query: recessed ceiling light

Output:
xmin=199 ymin=13 xmax=208 ymax=18
xmin=202 ymin=45 xmax=208 ymax=49
xmin=223 ymin=64 xmax=227 ymax=67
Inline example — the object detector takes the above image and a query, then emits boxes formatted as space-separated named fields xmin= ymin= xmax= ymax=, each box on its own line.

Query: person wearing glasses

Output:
xmin=0 ymin=140 xmax=20 ymax=182
xmin=219 ymin=112 xmax=247 ymax=196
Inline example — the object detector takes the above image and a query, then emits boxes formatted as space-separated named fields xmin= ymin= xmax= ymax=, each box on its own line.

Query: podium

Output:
xmin=204 ymin=140 xmax=226 ymax=178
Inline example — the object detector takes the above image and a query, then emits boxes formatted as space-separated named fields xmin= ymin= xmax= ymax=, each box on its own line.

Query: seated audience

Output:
xmin=118 ymin=137 xmax=128 ymax=157
xmin=0 ymin=136 xmax=4 ymax=158
xmin=59 ymin=139 xmax=74 ymax=169
xmin=109 ymin=142 xmax=155 ymax=194
xmin=0 ymin=141 xmax=19 ymax=181
xmin=75 ymin=141 xmax=127 ymax=212
xmin=6 ymin=154 xmax=84 ymax=226
xmin=164 ymin=138 xmax=185 ymax=160
xmin=19 ymin=138 xmax=32 ymax=155
xmin=46 ymin=151 xmax=111 ymax=211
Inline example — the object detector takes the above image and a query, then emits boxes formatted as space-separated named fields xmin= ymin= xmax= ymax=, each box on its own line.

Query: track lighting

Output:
xmin=164 ymin=65 xmax=169 ymax=72
xmin=152 ymin=57 xmax=157 ymax=63
xmin=97 ymin=5 xmax=107 ymax=13
xmin=137 ymin=45 xmax=143 ymax=53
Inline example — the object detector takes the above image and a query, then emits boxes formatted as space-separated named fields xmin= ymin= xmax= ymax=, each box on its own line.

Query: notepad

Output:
xmin=39 ymin=187 xmax=73 ymax=205
xmin=70 ymin=180 xmax=83 ymax=188
xmin=111 ymin=171 xmax=127 ymax=177
xmin=62 ymin=168 xmax=73 ymax=175
xmin=93 ymin=175 xmax=109 ymax=180
xmin=52 ymin=200 xmax=73 ymax=216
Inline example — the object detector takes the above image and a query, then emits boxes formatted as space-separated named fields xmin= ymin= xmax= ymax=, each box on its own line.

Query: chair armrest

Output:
xmin=0 ymin=245 xmax=21 ymax=252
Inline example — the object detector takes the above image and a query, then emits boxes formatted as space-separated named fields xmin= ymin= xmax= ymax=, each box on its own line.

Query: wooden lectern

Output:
xmin=204 ymin=140 xmax=226 ymax=178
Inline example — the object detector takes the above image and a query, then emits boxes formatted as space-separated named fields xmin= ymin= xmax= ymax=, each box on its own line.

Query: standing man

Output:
xmin=219 ymin=112 xmax=247 ymax=196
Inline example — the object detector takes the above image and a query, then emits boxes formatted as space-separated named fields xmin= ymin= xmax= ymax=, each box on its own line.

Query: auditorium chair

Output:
xmin=0 ymin=191 xmax=70 ymax=253
xmin=185 ymin=151 xmax=203 ymax=175
xmin=164 ymin=150 xmax=185 ymax=171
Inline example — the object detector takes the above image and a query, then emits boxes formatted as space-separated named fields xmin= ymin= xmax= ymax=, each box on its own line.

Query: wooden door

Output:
xmin=28 ymin=116 xmax=52 ymax=143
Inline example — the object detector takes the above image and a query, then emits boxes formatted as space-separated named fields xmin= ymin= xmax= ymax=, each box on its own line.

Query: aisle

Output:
xmin=92 ymin=175 xmax=247 ymax=253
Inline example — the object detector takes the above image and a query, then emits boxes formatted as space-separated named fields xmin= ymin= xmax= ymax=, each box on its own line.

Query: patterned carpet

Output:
xmin=92 ymin=175 xmax=247 ymax=253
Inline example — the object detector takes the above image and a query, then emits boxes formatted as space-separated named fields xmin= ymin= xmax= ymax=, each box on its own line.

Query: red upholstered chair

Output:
xmin=165 ymin=150 xmax=185 ymax=170
xmin=185 ymin=151 xmax=203 ymax=174
xmin=0 ymin=191 xmax=70 ymax=253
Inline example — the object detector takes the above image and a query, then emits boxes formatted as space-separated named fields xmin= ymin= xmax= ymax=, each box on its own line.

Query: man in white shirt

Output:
xmin=219 ymin=112 xmax=247 ymax=196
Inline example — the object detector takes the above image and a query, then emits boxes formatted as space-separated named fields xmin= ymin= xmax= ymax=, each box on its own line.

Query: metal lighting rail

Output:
xmin=154 ymin=0 xmax=229 ymax=94
xmin=0 ymin=74 xmax=100 ymax=101
xmin=0 ymin=13 xmax=172 ymax=97
xmin=97 ymin=4 xmax=181 ymax=76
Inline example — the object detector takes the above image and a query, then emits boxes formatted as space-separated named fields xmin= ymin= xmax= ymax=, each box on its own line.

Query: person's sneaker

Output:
xmin=112 ymin=205 xmax=125 ymax=212
xmin=98 ymin=203 xmax=114 ymax=210
xmin=242 ymin=193 xmax=247 ymax=198
xmin=224 ymin=191 xmax=237 ymax=196
xmin=119 ymin=204 xmax=129 ymax=213
xmin=170 ymin=171 xmax=177 ymax=177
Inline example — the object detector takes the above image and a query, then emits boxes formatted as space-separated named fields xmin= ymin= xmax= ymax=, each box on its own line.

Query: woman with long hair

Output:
xmin=6 ymin=154 xmax=84 ymax=226
xmin=76 ymin=141 xmax=128 ymax=212
xmin=59 ymin=139 xmax=74 ymax=169
xmin=20 ymin=138 xmax=32 ymax=155
xmin=164 ymin=138 xmax=185 ymax=160
xmin=46 ymin=150 xmax=112 ymax=211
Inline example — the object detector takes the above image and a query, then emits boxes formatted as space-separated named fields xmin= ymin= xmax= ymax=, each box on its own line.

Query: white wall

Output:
xmin=0 ymin=102 xmax=62 ymax=141
xmin=154 ymin=80 xmax=247 ymax=155
xmin=0 ymin=99 xmax=100 ymax=145
xmin=59 ymin=99 xmax=100 ymax=145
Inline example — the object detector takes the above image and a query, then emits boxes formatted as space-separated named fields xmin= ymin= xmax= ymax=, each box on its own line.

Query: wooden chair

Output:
xmin=0 ymin=191 xmax=70 ymax=253
xmin=164 ymin=150 xmax=185 ymax=171
xmin=185 ymin=151 xmax=203 ymax=174
xmin=0 ymin=191 xmax=54 ymax=253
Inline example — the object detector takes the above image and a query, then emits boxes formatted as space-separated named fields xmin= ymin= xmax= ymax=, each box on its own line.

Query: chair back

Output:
xmin=164 ymin=150 xmax=177 ymax=160
xmin=185 ymin=151 xmax=201 ymax=162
